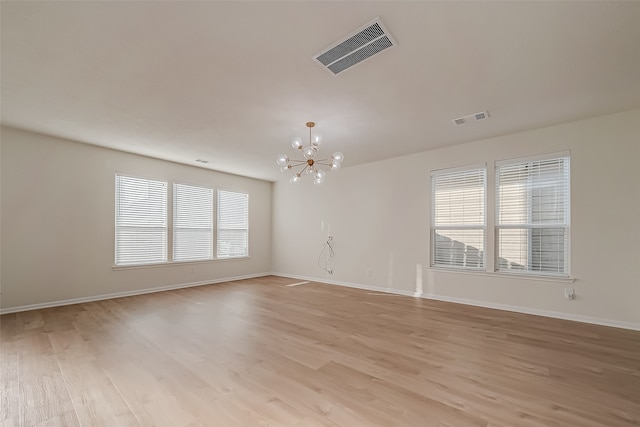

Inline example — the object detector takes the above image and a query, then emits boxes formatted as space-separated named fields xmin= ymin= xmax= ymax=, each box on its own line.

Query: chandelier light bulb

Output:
xmin=312 ymin=134 xmax=322 ymax=146
xmin=290 ymin=174 xmax=302 ymax=184
xmin=303 ymin=146 xmax=316 ymax=159
xmin=332 ymin=152 xmax=344 ymax=163
xmin=291 ymin=137 xmax=303 ymax=150
xmin=276 ymin=154 xmax=289 ymax=167
xmin=313 ymin=170 xmax=326 ymax=185
xmin=331 ymin=160 xmax=341 ymax=170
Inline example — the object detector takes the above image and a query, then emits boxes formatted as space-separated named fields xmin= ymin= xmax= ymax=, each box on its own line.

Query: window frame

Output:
xmin=430 ymin=165 xmax=487 ymax=271
xmin=216 ymin=189 xmax=249 ymax=259
xmin=495 ymin=153 xmax=571 ymax=278
xmin=172 ymin=182 xmax=214 ymax=262
xmin=114 ymin=175 xmax=252 ymax=269
xmin=115 ymin=173 xmax=168 ymax=267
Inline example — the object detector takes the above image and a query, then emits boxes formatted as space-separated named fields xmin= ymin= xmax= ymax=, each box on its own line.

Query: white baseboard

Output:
xmin=420 ymin=293 xmax=640 ymax=331
xmin=5 ymin=272 xmax=638 ymax=332
xmin=272 ymin=272 xmax=417 ymax=297
xmin=272 ymin=272 xmax=640 ymax=331
xmin=0 ymin=273 xmax=270 ymax=315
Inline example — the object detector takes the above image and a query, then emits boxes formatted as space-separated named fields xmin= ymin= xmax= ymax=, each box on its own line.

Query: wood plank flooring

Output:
xmin=1 ymin=275 xmax=639 ymax=426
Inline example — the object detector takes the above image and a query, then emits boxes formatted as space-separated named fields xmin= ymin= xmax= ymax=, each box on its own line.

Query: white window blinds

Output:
xmin=217 ymin=190 xmax=249 ymax=258
xmin=173 ymin=183 xmax=213 ymax=261
xmin=496 ymin=156 xmax=570 ymax=276
xmin=431 ymin=167 xmax=486 ymax=269
xmin=115 ymin=175 xmax=167 ymax=266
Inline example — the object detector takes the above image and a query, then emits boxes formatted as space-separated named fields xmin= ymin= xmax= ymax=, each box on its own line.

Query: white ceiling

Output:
xmin=2 ymin=1 xmax=640 ymax=182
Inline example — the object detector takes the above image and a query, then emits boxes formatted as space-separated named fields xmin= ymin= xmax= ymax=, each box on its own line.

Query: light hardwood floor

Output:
xmin=1 ymin=276 xmax=639 ymax=426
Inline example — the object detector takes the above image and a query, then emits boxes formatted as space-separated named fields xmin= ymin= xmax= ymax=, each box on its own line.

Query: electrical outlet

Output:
xmin=564 ymin=288 xmax=574 ymax=300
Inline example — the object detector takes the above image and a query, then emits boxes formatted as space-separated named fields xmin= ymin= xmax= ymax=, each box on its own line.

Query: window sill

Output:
xmin=113 ymin=256 xmax=250 ymax=270
xmin=428 ymin=266 xmax=575 ymax=284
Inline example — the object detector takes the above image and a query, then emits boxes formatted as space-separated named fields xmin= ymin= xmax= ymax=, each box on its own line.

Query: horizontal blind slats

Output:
xmin=433 ymin=229 xmax=485 ymax=269
xmin=496 ymin=156 xmax=570 ymax=275
xmin=432 ymin=167 xmax=486 ymax=269
xmin=433 ymin=168 xmax=485 ymax=227
xmin=115 ymin=175 xmax=167 ymax=265
xmin=217 ymin=190 xmax=249 ymax=258
xmin=173 ymin=183 xmax=213 ymax=261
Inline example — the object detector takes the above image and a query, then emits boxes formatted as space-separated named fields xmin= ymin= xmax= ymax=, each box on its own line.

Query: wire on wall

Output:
xmin=318 ymin=235 xmax=334 ymax=274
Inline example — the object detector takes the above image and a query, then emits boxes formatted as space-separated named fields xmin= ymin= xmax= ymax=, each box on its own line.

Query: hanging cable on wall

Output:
xmin=318 ymin=235 xmax=334 ymax=274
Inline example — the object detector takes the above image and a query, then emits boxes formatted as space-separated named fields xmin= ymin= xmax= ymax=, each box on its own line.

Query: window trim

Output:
xmin=494 ymin=152 xmax=571 ymax=278
xmin=113 ymin=174 xmax=251 ymax=268
xmin=428 ymin=152 xmax=573 ymax=281
xmin=430 ymin=164 xmax=487 ymax=271
xmin=217 ymin=189 xmax=249 ymax=259
xmin=427 ymin=264 xmax=575 ymax=284
xmin=112 ymin=255 xmax=250 ymax=270
xmin=114 ymin=173 xmax=168 ymax=267
xmin=172 ymin=181 xmax=214 ymax=262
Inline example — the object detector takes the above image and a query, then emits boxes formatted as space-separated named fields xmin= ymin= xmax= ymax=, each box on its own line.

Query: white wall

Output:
xmin=0 ymin=126 xmax=272 ymax=310
xmin=272 ymin=109 xmax=640 ymax=329
xmin=3 ymin=111 xmax=639 ymax=328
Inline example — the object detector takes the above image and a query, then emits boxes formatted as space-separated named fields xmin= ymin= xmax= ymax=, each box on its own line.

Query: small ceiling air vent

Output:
xmin=452 ymin=111 xmax=490 ymax=126
xmin=313 ymin=18 xmax=396 ymax=76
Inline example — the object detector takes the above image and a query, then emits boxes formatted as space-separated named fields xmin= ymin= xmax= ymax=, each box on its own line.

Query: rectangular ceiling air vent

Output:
xmin=313 ymin=18 xmax=396 ymax=76
xmin=452 ymin=111 xmax=490 ymax=126
xmin=474 ymin=112 xmax=488 ymax=121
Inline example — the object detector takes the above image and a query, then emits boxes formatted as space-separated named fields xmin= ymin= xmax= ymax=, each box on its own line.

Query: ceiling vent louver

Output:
xmin=313 ymin=18 xmax=396 ymax=76
xmin=452 ymin=111 xmax=490 ymax=126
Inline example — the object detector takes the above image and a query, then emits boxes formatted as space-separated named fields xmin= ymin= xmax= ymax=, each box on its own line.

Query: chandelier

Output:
xmin=276 ymin=122 xmax=344 ymax=184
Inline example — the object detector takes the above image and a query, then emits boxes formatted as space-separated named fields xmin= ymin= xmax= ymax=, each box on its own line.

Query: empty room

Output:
xmin=1 ymin=1 xmax=639 ymax=426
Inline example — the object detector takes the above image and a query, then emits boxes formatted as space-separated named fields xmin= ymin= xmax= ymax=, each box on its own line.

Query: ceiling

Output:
xmin=2 ymin=2 xmax=640 ymax=182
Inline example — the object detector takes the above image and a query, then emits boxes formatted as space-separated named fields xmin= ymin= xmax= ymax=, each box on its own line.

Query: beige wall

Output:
xmin=2 ymin=111 xmax=639 ymax=329
xmin=0 ymin=127 xmax=272 ymax=310
xmin=272 ymin=109 xmax=640 ymax=329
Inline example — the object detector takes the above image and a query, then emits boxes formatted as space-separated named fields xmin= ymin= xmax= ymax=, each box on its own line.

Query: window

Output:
xmin=496 ymin=155 xmax=570 ymax=276
xmin=115 ymin=176 xmax=250 ymax=265
xmin=173 ymin=183 xmax=213 ymax=261
xmin=431 ymin=167 xmax=486 ymax=269
xmin=115 ymin=175 xmax=167 ymax=266
xmin=217 ymin=190 xmax=249 ymax=258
